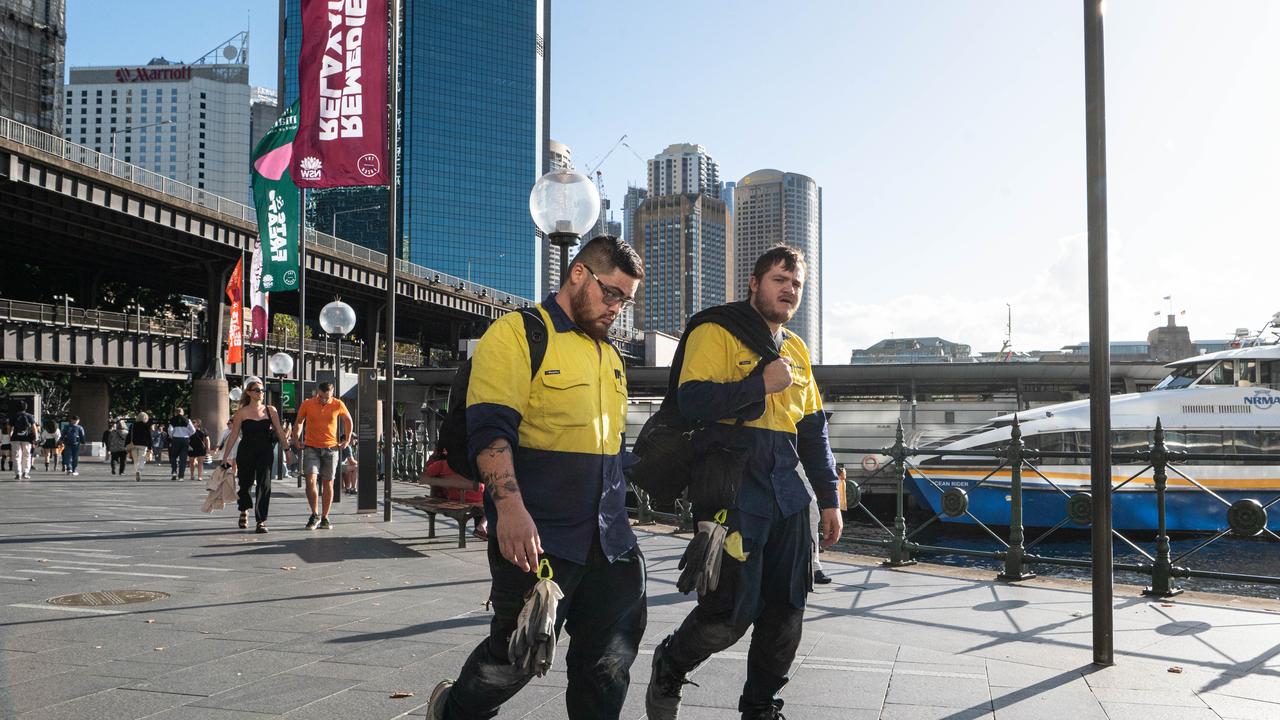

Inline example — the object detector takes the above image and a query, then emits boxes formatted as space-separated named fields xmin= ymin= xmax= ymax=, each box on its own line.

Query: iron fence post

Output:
xmin=999 ymin=416 xmax=1035 ymax=581
xmin=884 ymin=421 xmax=917 ymax=567
xmin=1144 ymin=418 xmax=1182 ymax=597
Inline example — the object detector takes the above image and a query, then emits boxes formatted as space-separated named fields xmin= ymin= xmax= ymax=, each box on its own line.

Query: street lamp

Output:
xmin=330 ymin=205 xmax=381 ymax=237
xmin=52 ymin=294 xmax=75 ymax=327
xmin=228 ymin=386 xmax=243 ymax=403
xmin=319 ymin=298 xmax=356 ymax=503
xmin=125 ymin=303 xmax=145 ymax=333
xmin=268 ymin=352 xmax=295 ymax=481
xmin=110 ymin=119 xmax=173 ymax=161
xmin=529 ymin=170 xmax=600 ymax=278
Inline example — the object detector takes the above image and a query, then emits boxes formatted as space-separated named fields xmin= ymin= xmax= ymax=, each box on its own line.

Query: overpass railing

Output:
xmin=834 ymin=418 xmax=1280 ymax=596
xmin=0 ymin=298 xmax=196 ymax=338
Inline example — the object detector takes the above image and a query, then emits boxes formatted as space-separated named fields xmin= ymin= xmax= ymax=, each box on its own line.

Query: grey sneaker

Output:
xmin=646 ymin=636 xmax=696 ymax=720
xmin=426 ymin=679 xmax=453 ymax=720
xmin=305 ymin=514 xmax=319 ymax=530
xmin=318 ymin=517 xmax=332 ymax=530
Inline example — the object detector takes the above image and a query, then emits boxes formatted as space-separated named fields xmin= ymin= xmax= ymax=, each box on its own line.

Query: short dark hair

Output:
xmin=317 ymin=381 xmax=334 ymax=393
xmin=69 ymin=415 xmax=80 ymax=422
xmin=566 ymin=235 xmax=645 ymax=284
xmin=751 ymin=244 xmax=807 ymax=284
xmin=16 ymin=400 xmax=26 ymax=411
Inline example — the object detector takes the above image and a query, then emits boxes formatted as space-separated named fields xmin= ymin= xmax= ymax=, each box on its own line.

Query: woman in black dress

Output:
xmin=219 ymin=376 xmax=292 ymax=533
xmin=188 ymin=419 xmax=210 ymax=482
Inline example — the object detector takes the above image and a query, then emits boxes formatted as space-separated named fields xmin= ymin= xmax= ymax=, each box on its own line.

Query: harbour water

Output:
xmin=840 ymin=521 xmax=1280 ymax=600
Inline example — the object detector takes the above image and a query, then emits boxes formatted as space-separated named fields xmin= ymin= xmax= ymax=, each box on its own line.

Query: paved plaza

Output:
xmin=0 ymin=459 xmax=1277 ymax=719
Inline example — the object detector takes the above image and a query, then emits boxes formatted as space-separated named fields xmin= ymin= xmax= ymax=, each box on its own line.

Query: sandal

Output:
xmin=238 ymin=511 xmax=248 ymax=529
xmin=255 ymin=523 xmax=268 ymax=534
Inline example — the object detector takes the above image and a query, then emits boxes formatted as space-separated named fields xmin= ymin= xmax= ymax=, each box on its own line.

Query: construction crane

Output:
xmin=583 ymin=134 xmax=630 ymax=236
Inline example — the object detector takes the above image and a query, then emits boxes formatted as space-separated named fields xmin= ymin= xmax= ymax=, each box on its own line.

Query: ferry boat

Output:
xmin=908 ymin=338 xmax=1280 ymax=533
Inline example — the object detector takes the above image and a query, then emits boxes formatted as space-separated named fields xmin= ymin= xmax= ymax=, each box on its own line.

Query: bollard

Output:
xmin=998 ymin=416 xmax=1035 ymax=581
xmin=634 ymin=485 xmax=654 ymax=525
xmin=884 ymin=421 xmax=917 ymax=567
xmin=1144 ymin=418 xmax=1182 ymax=597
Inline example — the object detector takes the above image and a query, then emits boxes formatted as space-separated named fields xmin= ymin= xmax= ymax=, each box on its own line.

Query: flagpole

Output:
xmin=383 ymin=0 xmax=401 ymax=522
xmin=298 ymin=188 xmax=307 ymax=411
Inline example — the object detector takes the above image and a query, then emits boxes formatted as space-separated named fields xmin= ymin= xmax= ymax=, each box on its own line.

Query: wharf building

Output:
xmin=0 ymin=0 xmax=66 ymax=134
xmin=734 ymin=169 xmax=823 ymax=361
xmin=282 ymin=0 xmax=551 ymax=300
xmin=63 ymin=42 xmax=252 ymax=203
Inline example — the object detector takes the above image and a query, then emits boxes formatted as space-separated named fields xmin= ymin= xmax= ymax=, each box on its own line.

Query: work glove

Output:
xmin=508 ymin=559 xmax=564 ymax=677
xmin=677 ymin=513 xmax=728 ymax=596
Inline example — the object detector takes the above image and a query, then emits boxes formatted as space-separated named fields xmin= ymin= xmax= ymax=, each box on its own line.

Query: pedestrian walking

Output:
xmin=427 ymin=236 xmax=648 ymax=720
xmin=290 ymin=382 xmax=353 ymax=530
xmin=38 ymin=419 xmax=60 ymax=472
xmin=645 ymin=245 xmax=842 ymax=720
xmin=0 ymin=420 xmax=11 ymax=473
xmin=127 ymin=412 xmax=152 ymax=481
xmin=168 ymin=408 xmax=195 ymax=481
xmin=150 ymin=421 xmax=168 ymax=464
xmin=9 ymin=401 xmax=36 ymax=479
xmin=220 ymin=376 xmax=292 ymax=533
xmin=61 ymin=416 xmax=85 ymax=476
xmin=188 ymin=419 xmax=210 ymax=482
xmin=107 ymin=419 xmax=129 ymax=475
xmin=216 ymin=419 xmax=238 ymax=474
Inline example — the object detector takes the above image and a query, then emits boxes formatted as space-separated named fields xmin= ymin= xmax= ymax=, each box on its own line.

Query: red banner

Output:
xmin=292 ymin=0 xmax=389 ymax=188
xmin=226 ymin=257 xmax=244 ymax=365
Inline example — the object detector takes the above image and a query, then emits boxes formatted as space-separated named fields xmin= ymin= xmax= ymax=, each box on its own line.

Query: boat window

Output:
xmin=1258 ymin=361 xmax=1279 ymax=389
xmin=1112 ymin=430 xmax=1150 ymax=457
xmin=1181 ymin=430 xmax=1223 ymax=465
xmin=1024 ymin=431 xmax=1086 ymax=465
xmin=1153 ymin=362 xmax=1211 ymax=390
xmin=1198 ymin=362 xmax=1235 ymax=386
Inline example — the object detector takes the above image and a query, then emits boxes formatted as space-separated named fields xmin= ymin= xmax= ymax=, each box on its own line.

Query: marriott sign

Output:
xmin=114 ymin=66 xmax=193 ymax=83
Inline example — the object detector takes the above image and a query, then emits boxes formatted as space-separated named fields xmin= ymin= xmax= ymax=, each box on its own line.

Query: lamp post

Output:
xmin=110 ymin=119 xmax=173 ymax=161
xmin=125 ymin=303 xmax=144 ymax=333
xmin=52 ymin=294 xmax=74 ymax=327
xmin=319 ymin=298 xmax=356 ymax=503
xmin=268 ymin=352 xmax=295 ymax=481
xmin=330 ymin=205 xmax=380 ymax=237
xmin=529 ymin=170 xmax=601 ymax=281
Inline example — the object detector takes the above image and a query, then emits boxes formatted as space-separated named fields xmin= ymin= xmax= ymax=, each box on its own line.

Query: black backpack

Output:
xmin=11 ymin=412 xmax=32 ymax=441
xmin=626 ymin=302 xmax=782 ymax=505
xmin=439 ymin=308 xmax=548 ymax=479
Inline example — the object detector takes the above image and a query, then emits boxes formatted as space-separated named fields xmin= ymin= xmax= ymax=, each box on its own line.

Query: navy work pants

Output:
xmin=169 ymin=442 xmax=189 ymax=478
xmin=444 ymin=537 xmax=647 ymax=720
xmin=664 ymin=507 xmax=809 ymax=715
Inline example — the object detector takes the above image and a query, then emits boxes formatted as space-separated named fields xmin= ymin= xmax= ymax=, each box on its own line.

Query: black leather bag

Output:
xmin=689 ymin=439 xmax=750 ymax=513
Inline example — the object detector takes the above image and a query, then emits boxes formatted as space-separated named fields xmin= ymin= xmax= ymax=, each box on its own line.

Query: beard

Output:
xmin=752 ymin=294 xmax=795 ymax=325
xmin=569 ymin=283 xmax=616 ymax=341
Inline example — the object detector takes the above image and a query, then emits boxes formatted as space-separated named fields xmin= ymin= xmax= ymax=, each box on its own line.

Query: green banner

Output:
xmin=280 ymin=381 xmax=299 ymax=413
xmin=251 ymin=102 xmax=301 ymax=292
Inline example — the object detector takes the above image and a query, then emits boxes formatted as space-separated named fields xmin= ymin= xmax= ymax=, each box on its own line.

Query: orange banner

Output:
xmin=226 ymin=257 xmax=244 ymax=365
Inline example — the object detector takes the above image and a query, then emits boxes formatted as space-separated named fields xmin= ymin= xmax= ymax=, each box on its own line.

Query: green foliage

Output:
xmin=0 ymin=371 xmax=189 ymax=420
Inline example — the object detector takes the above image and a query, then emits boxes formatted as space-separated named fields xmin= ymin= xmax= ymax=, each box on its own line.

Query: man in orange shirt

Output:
xmin=290 ymin=381 xmax=353 ymax=529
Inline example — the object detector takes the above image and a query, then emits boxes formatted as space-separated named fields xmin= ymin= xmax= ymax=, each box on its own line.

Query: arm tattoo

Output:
xmin=483 ymin=440 xmax=511 ymax=458
xmin=482 ymin=470 xmax=520 ymax=501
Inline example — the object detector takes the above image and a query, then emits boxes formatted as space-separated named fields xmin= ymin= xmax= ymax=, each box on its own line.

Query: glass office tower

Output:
xmin=282 ymin=0 xmax=550 ymax=299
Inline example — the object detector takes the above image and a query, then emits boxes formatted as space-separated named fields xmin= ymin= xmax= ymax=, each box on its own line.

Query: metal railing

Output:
xmin=0 ymin=298 xmax=197 ymax=338
xmin=836 ymin=417 xmax=1280 ymax=596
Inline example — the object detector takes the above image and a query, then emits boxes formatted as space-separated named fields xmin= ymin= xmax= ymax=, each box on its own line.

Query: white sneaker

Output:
xmin=72 ymin=471 xmax=79 ymax=476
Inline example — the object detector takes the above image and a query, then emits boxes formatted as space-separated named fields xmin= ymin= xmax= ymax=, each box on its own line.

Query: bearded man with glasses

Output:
xmin=427 ymin=236 xmax=647 ymax=720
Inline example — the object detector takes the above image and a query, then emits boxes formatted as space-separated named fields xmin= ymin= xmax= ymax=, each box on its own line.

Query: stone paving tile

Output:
xmin=322 ymin=638 xmax=457 ymax=669
xmin=16 ymin=688 xmax=191 ymax=720
xmin=0 ymin=656 xmax=78 ymax=688
xmin=1089 ymin=685 xmax=1210 ymax=708
xmin=134 ymin=705 xmax=275 ymax=719
xmin=130 ymin=648 xmax=331 ymax=697
xmin=884 ymin=672 xmax=991 ymax=710
xmin=1198 ymin=691 xmax=1280 ymax=720
xmin=880 ymin=704 xmax=995 ymax=720
xmin=280 ymin=687 xmax=427 ymax=718
xmin=787 ymin=665 xmax=891 ymax=709
xmin=121 ymin=638 xmax=267 ymax=667
xmin=1 ymin=671 xmax=131 ymax=715
xmin=188 ymin=673 xmax=360 ymax=715
xmin=1098 ymin=702 xmax=1223 ymax=720
xmin=988 ymin=680 xmax=1109 ymax=720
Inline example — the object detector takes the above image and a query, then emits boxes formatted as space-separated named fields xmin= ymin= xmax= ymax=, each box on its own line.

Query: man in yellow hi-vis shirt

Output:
xmin=428 ymin=236 xmax=647 ymax=720
xmin=647 ymin=245 xmax=843 ymax=720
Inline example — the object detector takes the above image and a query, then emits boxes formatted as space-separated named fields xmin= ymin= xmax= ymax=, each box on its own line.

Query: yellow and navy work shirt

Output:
xmin=678 ymin=322 xmax=839 ymax=526
xmin=466 ymin=293 xmax=634 ymax=564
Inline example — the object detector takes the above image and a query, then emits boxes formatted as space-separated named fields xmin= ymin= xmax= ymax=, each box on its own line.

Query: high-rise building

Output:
xmin=0 ymin=0 xmax=66 ymax=134
xmin=249 ymin=86 xmax=279 ymax=151
xmin=734 ymin=169 xmax=823 ymax=360
xmin=720 ymin=180 xmax=737 ymax=301
xmin=63 ymin=38 xmax=252 ymax=203
xmin=633 ymin=193 xmax=728 ymax=336
xmin=647 ymin=143 xmax=720 ymax=198
xmin=622 ymin=185 xmax=647 ymax=247
xmin=282 ymin=0 xmax=550 ymax=299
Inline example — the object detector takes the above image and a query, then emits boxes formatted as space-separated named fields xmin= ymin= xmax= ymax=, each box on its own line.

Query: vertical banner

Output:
xmin=249 ymin=240 xmax=269 ymax=341
xmin=252 ymin=102 xmax=302 ymax=292
xmin=226 ymin=257 xmax=244 ymax=365
xmin=292 ymin=0 xmax=389 ymax=188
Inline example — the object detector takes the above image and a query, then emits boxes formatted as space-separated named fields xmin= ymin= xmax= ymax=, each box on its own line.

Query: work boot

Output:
xmin=741 ymin=699 xmax=786 ymax=719
xmin=426 ymin=679 xmax=452 ymax=720
xmin=646 ymin=635 xmax=697 ymax=720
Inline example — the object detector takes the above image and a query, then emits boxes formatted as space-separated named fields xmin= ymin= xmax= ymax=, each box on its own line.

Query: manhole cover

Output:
xmin=46 ymin=590 xmax=169 ymax=607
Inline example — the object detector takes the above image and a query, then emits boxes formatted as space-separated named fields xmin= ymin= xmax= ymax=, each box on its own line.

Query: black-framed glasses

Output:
xmin=580 ymin=263 xmax=635 ymax=310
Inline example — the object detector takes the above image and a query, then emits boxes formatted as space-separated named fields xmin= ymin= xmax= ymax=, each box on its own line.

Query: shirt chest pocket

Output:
xmin=538 ymin=369 xmax=597 ymax=428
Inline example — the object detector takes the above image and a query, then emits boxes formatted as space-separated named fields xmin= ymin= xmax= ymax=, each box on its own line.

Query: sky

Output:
xmin=65 ymin=1 xmax=1280 ymax=362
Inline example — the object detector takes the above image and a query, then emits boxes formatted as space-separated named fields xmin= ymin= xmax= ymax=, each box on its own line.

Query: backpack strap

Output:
xmin=516 ymin=307 xmax=548 ymax=380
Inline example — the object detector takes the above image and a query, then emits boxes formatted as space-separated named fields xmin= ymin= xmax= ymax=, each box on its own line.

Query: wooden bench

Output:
xmin=394 ymin=471 xmax=484 ymax=548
